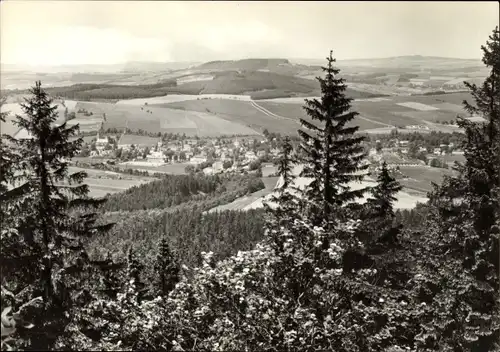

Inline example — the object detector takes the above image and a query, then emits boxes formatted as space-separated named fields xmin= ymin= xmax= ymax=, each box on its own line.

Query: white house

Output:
xmin=203 ymin=167 xmax=214 ymax=175
xmin=147 ymin=150 xmax=165 ymax=163
xmin=212 ymin=161 xmax=224 ymax=173
xmin=190 ymin=155 xmax=207 ymax=165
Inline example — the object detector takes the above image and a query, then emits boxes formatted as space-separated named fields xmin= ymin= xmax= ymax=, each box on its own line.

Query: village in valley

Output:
xmin=72 ymin=119 xmax=466 ymax=181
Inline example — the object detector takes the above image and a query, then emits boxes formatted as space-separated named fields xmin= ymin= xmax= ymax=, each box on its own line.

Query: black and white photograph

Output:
xmin=1 ymin=1 xmax=499 ymax=350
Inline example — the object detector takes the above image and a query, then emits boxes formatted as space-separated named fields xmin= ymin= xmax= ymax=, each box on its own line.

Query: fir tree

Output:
xmin=298 ymin=50 xmax=369 ymax=226
xmin=153 ymin=238 xmax=180 ymax=297
xmin=275 ymin=136 xmax=295 ymax=192
xmin=416 ymin=27 xmax=500 ymax=351
xmin=2 ymin=82 xmax=113 ymax=349
xmin=459 ymin=26 xmax=500 ymax=237
xmin=368 ymin=161 xmax=402 ymax=219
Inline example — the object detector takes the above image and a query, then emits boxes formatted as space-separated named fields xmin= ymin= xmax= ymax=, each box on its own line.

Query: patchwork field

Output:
xmin=255 ymin=101 xmax=388 ymax=131
xmin=2 ymin=90 xmax=475 ymax=139
xmin=162 ymin=99 xmax=302 ymax=135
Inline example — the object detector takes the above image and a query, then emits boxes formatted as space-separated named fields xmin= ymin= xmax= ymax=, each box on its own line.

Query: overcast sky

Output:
xmin=1 ymin=1 xmax=498 ymax=66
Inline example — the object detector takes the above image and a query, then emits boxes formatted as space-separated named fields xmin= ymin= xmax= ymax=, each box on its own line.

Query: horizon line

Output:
xmin=0 ymin=54 xmax=483 ymax=68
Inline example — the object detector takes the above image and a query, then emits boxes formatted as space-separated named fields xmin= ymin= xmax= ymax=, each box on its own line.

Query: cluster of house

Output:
xmin=369 ymin=138 xmax=464 ymax=161
xmin=86 ymin=134 xmax=282 ymax=169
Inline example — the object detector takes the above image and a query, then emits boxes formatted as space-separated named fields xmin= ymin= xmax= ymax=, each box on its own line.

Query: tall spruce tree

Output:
xmin=459 ymin=26 xmax=500 ymax=236
xmin=416 ymin=27 xmax=500 ymax=351
xmin=2 ymin=82 xmax=113 ymax=349
xmin=299 ymin=50 xmax=369 ymax=226
xmin=368 ymin=161 xmax=402 ymax=219
xmin=275 ymin=136 xmax=295 ymax=192
xmin=4 ymin=81 xmax=111 ymax=301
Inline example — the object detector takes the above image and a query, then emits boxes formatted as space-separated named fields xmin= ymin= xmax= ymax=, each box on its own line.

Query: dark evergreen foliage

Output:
xmin=102 ymin=173 xmax=265 ymax=212
xmin=298 ymin=51 xmax=369 ymax=225
xmin=368 ymin=161 xmax=403 ymax=219
xmin=414 ymin=27 xmax=500 ymax=351
xmin=153 ymin=238 xmax=180 ymax=297
xmin=1 ymin=82 xmax=114 ymax=350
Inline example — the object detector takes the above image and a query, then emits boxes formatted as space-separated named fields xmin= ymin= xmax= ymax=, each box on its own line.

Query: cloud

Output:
xmin=1 ymin=1 xmax=498 ymax=66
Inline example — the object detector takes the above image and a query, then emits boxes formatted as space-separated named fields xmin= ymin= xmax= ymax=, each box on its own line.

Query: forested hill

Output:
xmin=101 ymin=173 xmax=265 ymax=212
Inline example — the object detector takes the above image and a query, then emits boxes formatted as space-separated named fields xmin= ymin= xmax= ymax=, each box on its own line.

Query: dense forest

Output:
xmin=47 ymin=81 xmax=179 ymax=101
xmin=1 ymin=27 xmax=499 ymax=352
xmin=101 ymin=173 xmax=265 ymax=212
xmin=88 ymin=208 xmax=266 ymax=283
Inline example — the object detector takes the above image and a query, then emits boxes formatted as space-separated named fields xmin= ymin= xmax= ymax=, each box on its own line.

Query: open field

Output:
xmin=398 ymin=165 xmax=456 ymax=192
xmin=209 ymin=176 xmax=428 ymax=212
xmin=254 ymin=101 xmax=388 ymax=131
xmin=262 ymin=164 xmax=278 ymax=177
xmin=116 ymin=94 xmax=253 ymax=106
xmin=75 ymin=100 xmax=261 ymax=136
xmin=118 ymin=134 xmax=161 ymax=146
xmin=396 ymin=102 xmax=439 ymax=111
xmin=117 ymin=162 xmax=193 ymax=175
xmin=67 ymin=166 xmax=154 ymax=197
xmin=245 ymin=183 xmax=428 ymax=210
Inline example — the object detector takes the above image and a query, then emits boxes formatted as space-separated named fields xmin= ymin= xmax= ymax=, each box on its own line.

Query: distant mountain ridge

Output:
xmin=196 ymin=58 xmax=291 ymax=70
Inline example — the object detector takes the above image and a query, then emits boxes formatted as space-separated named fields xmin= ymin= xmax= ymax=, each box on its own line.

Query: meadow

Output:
xmin=117 ymin=162 xmax=193 ymax=175
xmin=67 ymin=166 xmax=154 ymax=197
xmin=398 ymin=165 xmax=456 ymax=192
